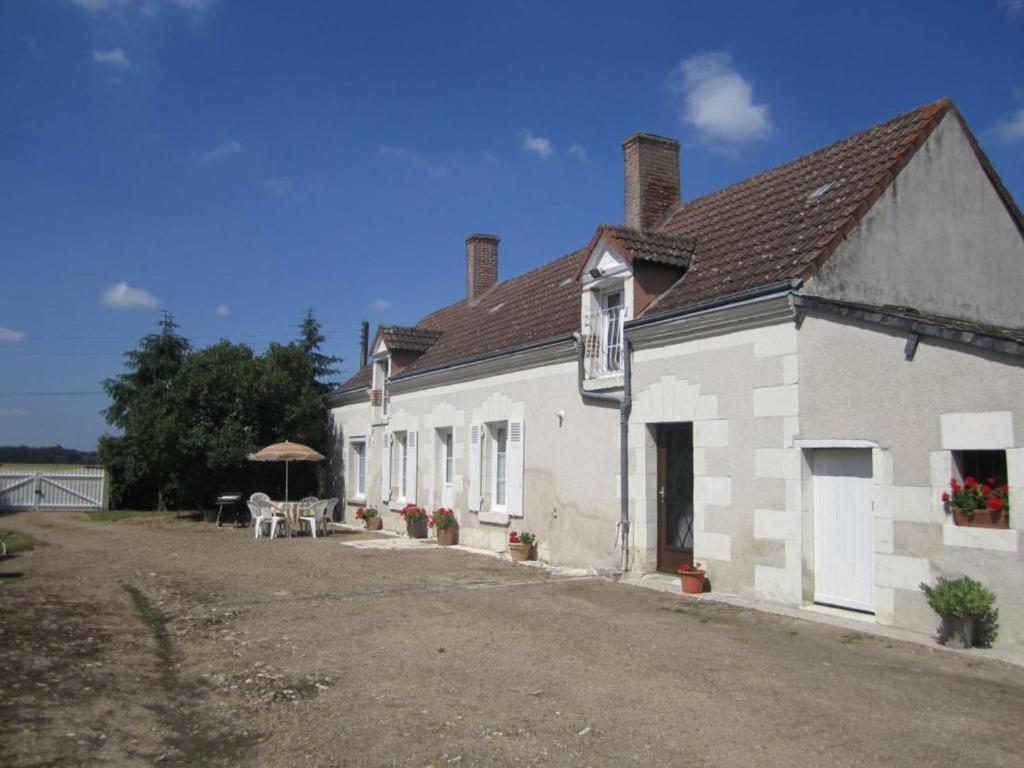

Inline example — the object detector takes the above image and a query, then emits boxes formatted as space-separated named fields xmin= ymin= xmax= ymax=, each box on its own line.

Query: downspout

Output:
xmin=573 ymin=333 xmax=632 ymax=572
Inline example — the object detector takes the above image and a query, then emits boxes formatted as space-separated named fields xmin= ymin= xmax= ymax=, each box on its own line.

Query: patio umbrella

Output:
xmin=247 ymin=440 xmax=325 ymax=501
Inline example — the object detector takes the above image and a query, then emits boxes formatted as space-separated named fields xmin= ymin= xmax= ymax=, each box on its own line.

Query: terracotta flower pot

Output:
xmin=952 ymin=506 xmax=1007 ymax=529
xmin=508 ymin=541 xmax=532 ymax=562
xmin=679 ymin=570 xmax=707 ymax=594
xmin=406 ymin=518 xmax=428 ymax=539
xmin=436 ymin=527 xmax=457 ymax=546
xmin=364 ymin=517 xmax=382 ymax=531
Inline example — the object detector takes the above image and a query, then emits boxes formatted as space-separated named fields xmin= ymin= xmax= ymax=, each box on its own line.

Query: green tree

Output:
xmin=297 ymin=308 xmax=342 ymax=394
xmin=100 ymin=313 xmax=190 ymax=510
xmin=171 ymin=341 xmax=261 ymax=507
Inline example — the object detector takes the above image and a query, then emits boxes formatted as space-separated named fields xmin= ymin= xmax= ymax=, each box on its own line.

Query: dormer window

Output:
xmin=576 ymin=224 xmax=694 ymax=381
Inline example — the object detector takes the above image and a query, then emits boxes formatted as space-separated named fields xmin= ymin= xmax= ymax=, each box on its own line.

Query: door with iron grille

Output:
xmin=656 ymin=423 xmax=694 ymax=573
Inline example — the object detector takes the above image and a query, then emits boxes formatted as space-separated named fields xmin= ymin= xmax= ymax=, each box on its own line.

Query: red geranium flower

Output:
xmin=987 ymin=477 xmax=997 ymax=486
xmin=941 ymin=492 xmax=950 ymax=503
xmin=988 ymin=497 xmax=1004 ymax=511
xmin=509 ymin=531 xmax=519 ymax=543
xmin=964 ymin=476 xmax=977 ymax=487
xmin=981 ymin=484 xmax=992 ymax=495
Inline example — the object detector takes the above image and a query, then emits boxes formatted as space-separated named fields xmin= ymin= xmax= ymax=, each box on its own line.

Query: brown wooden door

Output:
xmin=656 ymin=423 xmax=694 ymax=574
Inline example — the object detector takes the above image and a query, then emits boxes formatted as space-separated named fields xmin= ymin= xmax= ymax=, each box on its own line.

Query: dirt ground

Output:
xmin=2 ymin=511 xmax=1023 ymax=768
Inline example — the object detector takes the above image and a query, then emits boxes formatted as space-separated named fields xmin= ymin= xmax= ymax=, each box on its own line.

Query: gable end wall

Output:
xmin=804 ymin=113 xmax=1024 ymax=328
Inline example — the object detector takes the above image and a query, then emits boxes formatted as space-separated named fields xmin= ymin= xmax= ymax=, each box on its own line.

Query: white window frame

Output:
xmin=350 ymin=436 xmax=367 ymax=499
xmin=393 ymin=431 xmax=408 ymax=501
xmin=600 ymin=287 xmax=624 ymax=374
xmin=490 ymin=422 xmax=508 ymax=512
xmin=374 ymin=357 xmax=391 ymax=417
xmin=443 ymin=430 xmax=454 ymax=486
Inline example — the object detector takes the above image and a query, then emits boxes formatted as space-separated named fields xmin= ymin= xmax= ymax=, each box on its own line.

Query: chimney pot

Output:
xmin=465 ymin=233 xmax=499 ymax=303
xmin=622 ymin=132 xmax=680 ymax=231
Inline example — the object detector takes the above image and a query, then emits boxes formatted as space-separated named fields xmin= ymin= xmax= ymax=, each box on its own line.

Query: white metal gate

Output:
xmin=812 ymin=449 xmax=875 ymax=613
xmin=0 ymin=468 xmax=105 ymax=511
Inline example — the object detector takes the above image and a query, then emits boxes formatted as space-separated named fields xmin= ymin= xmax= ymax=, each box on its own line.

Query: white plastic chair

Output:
xmin=324 ymin=497 xmax=339 ymax=529
xmin=246 ymin=500 xmax=262 ymax=538
xmin=251 ymin=495 xmax=288 ymax=539
xmin=298 ymin=500 xmax=326 ymax=538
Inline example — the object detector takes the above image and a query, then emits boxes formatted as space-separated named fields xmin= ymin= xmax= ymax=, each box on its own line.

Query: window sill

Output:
xmin=346 ymin=497 xmax=367 ymax=507
xmin=478 ymin=509 xmax=509 ymax=526
xmin=942 ymin=523 xmax=1018 ymax=552
xmin=583 ymin=374 xmax=624 ymax=392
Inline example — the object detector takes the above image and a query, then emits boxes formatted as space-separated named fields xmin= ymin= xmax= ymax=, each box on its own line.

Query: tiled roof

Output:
xmin=643 ymin=99 xmax=954 ymax=316
xmin=332 ymin=99 xmax=1018 ymax=394
xmin=334 ymin=250 xmax=585 ymax=392
xmin=601 ymin=225 xmax=695 ymax=268
xmin=377 ymin=325 xmax=442 ymax=352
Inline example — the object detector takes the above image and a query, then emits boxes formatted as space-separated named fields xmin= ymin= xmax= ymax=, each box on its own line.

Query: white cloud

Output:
xmin=102 ymin=282 xmax=160 ymax=308
xmin=671 ymin=51 xmax=772 ymax=146
xmin=201 ymin=139 xmax=242 ymax=161
xmin=266 ymin=176 xmax=293 ymax=198
xmin=0 ymin=326 xmax=26 ymax=342
xmin=1000 ymin=0 xmax=1023 ymax=16
xmin=69 ymin=0 xmax=132 ymax=12
xmin=92 ymin=48 xmax=131 ymax=68
xmin=214 ymin=304 xmax=231 ymax=316
xmin=993 ymin=108 xmax=1024 ymax=142
xmin=368 ymin=298 xmax=391 ymax=311
xmin=569 ymin=144 xmax=589 ymax=163
xmin=522 ymin=131 xmax=554 ymax=159
xmin=378 ymin=146 xmax=448 ymax=180
xmin=68 ymin=0 xmax=216 ymax=19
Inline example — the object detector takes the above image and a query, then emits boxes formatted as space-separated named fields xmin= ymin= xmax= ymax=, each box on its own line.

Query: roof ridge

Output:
xmin=655 ymin=98 xmax=951 ymax=230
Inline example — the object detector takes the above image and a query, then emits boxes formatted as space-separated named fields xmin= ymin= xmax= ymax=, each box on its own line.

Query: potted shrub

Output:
xmin=920 ymin=576 xmax=996 ymax=649
xmin=429 ymin=507 xmax=458 ymax=546
xmin=355 ymin=506 xmax=382 ymax=530
xmin=400 ymin=503 xmax=428 ymax=539
xmin=508 ymin=531 xmax=535 ymax=562
xmin=942 ymin=476 xmax=1010 ymax=529
xmin=678 ymin=562 xmax=707 ymax=594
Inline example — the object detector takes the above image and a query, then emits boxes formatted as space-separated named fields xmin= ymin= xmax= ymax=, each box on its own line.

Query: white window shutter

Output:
xmin=407 ymin=430 xmax=418 ymax=504
xmin=507 ymin=420 xmax=524 ymax=518
xmin=380 ymin=432 xmax=391 ymax=503
xmin=468 ymin=424 xmax=482 ymax=512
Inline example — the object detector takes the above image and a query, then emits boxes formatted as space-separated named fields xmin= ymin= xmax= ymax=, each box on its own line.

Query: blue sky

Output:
xmin=1 ymin=0 xmax=1022 ymax=450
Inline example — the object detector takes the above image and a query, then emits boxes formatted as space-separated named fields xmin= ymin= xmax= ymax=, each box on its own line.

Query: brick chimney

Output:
xmin=623 ymin=132 xmax=680 ymax=231
xmin=466 ymin=233 xmax=499 ymax=303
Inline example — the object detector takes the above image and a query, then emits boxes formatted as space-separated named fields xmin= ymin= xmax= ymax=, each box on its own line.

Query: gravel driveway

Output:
xmin=2 ymin=510 xmax=1022 ymax=767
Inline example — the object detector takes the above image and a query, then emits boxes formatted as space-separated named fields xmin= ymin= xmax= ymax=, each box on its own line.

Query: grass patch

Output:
xmin=122 ymin=584 xmax=166 ymax=630
xmin=0 ymin=530 xmax=38 ymax=555
xmin=87 ymin=509 xmax=180 ymax=522
xmin=840 ymin=632 xmax=874 ymax=646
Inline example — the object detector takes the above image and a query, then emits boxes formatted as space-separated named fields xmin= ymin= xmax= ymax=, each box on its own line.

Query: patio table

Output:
xmin=272 ymin=501 xmax=300 ymax=531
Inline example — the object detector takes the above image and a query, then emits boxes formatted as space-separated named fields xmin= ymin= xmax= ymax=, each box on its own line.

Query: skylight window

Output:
xmin=559 ymin=277 xmax=574 ymax=286
xmin=489 ymin=302 xmax=505 ymax=313
xmin=807 ymin=181 xmax=834 ymax=202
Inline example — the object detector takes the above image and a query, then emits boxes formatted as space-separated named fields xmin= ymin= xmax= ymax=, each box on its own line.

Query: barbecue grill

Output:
xmin=215 ymin=491 xmax=247 ymax=527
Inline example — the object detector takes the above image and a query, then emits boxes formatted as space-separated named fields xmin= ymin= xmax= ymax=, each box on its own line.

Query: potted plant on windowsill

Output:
xmin=508 ymin=531 xmax=535 ymax=562
xmin=942 ymin=476 xmax=1010 ymax=529
xmin=355 ymin=506 xmax=381 ymax=530
xmin=429 ymin=507 xmax=458 ymax=546
xmin=678 ymin=562 xmax=707 ymax=594
xmin=400 ymin=503 xmax=428 ymax=539
xmin=920 ymin=576 xmax=997 ymax=649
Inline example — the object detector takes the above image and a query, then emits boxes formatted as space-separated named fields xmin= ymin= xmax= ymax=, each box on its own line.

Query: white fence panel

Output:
xmin=0 ymin=468 xmax=105 ymax=511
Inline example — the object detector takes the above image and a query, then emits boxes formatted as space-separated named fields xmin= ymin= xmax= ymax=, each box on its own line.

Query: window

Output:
xmin=350 ymin=437 xmax=367 ymax=498
xmin=491 ymin=422 xmax=508 ymax=509
xmin=375 ymin=358 xmax=390 ymax=416
xmin=443 ymin=430 xmax=453 ymax=485
xmin=394 ymin=431 xmax=408 ymax=499
xmin=601 ymin=289 xmax=624 ymax=373
xmin=954 ymin=450 xmax=1007 ymax=486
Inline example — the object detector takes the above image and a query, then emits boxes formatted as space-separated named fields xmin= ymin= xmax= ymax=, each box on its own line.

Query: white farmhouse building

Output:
xmin=327 ymin=100 xmax=1024 ymax=648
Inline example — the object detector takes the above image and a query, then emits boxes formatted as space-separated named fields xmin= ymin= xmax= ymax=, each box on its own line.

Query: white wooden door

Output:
xmin=812 ymin=449 xmax=875 ymax=613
